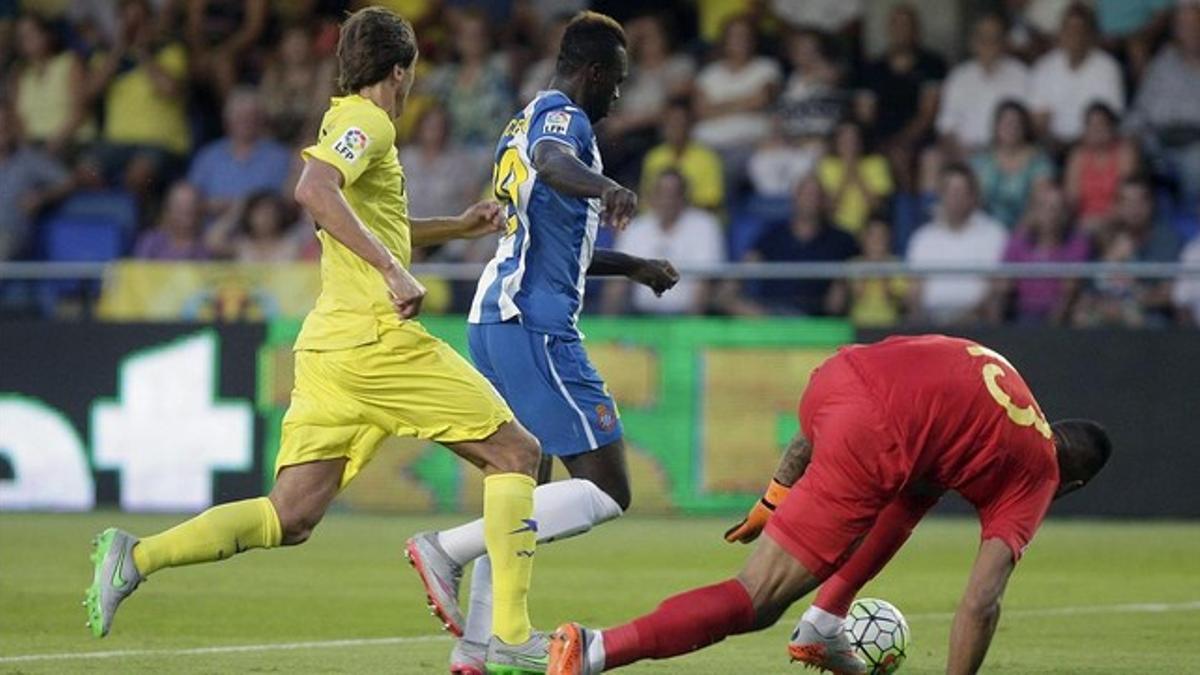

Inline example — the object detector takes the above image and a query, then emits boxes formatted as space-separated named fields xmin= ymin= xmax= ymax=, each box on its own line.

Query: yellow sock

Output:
xmin=484 ymin=473 xmax=537 ymax=645
xmin=132 ymin=497 xmax=282 ymax=577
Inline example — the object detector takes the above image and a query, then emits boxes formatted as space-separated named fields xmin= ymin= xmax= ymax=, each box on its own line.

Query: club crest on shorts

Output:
xmin=333 ymin=127 xmax=369 ymax=162
xmin=595 ymin=403 xmax=617 ymax=432
xmin=543 ymin=110 xmax=571 ymax=135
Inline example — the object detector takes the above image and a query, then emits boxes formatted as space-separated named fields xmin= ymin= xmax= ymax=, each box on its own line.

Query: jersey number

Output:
xmin=966 ymin=345 xmax=1052 ymax=439
xmin=493 ymin=147 xmax=528 ymax=237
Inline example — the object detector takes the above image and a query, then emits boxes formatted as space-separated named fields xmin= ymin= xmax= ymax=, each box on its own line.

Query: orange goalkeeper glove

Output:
xmin=723 ymin=479 xmax=792 ymax=544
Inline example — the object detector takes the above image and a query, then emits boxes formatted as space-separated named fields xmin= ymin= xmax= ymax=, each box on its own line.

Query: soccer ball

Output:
xmin=844 ymin=598 xmax=910 ymax=674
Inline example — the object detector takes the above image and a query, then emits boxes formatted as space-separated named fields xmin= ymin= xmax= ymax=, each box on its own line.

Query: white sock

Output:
xmin=586 ymin=630 xmax=606 ymax=672
xmin=462 ymin=555 xmax=493 ymax=646
xmin=802 ymin=605 xmax=847 ymax=638
xmin=437 ymin=478 xmax=623 ymax=566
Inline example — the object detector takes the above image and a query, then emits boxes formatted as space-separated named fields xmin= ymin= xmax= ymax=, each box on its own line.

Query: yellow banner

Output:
xmin=98 ymin=261 xmax=451 ymax=321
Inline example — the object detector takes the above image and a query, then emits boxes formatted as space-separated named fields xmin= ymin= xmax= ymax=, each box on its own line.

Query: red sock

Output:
xmin=814 ymin=492 xmax=938 ymax=617
xmin=602 ymin=579 xmax=756 ymax=669
xmin=814 ymin=573 xmax=858 ymax=617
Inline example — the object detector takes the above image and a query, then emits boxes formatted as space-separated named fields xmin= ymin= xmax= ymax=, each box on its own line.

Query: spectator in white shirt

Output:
xmin=907 ymin=163 xmax=1009 ymax=324
xmin=604 ymin=170 xmax=725 ymax=315
xmin=937 ymin=14 xmax=1031 ymax=155
xmin=693 ymin=15 xmax=782 ymax=170
xmin=1029 ymin=3 xmax=1125 ymax=145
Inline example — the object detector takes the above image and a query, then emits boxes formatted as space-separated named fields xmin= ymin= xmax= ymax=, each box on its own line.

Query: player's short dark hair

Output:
xmin=556 ymin=11 xmax=627 ymax=76
xmin=1052 ymin=419 xmax=1112 ymax=482
xmin=337 ymin=7 xmax=417 ymax=93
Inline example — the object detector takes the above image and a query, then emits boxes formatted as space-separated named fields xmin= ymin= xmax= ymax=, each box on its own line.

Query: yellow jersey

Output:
xmin=296 ymin=95 xmax=412 ymax=351
xmin=817 ymin=155 xmax=893 ymax=235
xmin=848 ymin=255 xmax=909 ymax=327
xmin=95 ymin=43 xmax=190 ymax=154
xmin=19 ymin=52 xmax=95 ymax=143
xmin=640 ymin=142 xmax=725 ymax=211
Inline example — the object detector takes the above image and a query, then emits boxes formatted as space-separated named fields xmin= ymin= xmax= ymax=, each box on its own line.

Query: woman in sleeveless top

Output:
xmin=14 ymin=14 xmax=94 ymax=154
xmin=969 ymin=100 xmax=1054 ymax=229
xmin=1066 ymin=102 xmax=1139 ymax=226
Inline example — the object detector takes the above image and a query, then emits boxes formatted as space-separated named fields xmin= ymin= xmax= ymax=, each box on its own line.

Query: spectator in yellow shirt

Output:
xmin=13 ymin=14 xmax=94 ymax=155
xmin=817 ymin=119 xmax=893 ymax=235
xmin=640 ymin=100 xmax=725 ymax=211
xmin=830 ymin=215 xmax=909 ymax=327
xmin=86 ymin=0 xmax=189 ymax=197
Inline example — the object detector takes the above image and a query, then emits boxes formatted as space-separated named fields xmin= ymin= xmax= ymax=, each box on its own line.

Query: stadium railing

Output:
xmin=2 ymin=261 xmax=1200 ymax=282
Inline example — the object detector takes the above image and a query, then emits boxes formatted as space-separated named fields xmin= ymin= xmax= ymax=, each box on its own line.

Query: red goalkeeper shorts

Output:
xmin=765 ymin=352 xmax=910 ymax=579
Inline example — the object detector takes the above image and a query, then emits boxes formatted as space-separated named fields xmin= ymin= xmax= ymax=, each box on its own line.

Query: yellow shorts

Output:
xmin=276 ymin=320 xmax=513 ymax=488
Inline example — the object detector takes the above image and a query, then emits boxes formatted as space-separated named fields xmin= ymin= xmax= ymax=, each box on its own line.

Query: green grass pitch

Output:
xmin=2 ymin=512 xmax=1198 ymax=673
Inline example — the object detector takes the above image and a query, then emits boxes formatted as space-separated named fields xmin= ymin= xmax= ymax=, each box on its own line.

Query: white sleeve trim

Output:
xmin=529 ymin=135 xmax=579 ymax=157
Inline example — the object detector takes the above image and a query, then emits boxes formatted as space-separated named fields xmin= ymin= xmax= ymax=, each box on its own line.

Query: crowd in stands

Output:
xmin=0 ymin=0 xmax=1198 ymax=327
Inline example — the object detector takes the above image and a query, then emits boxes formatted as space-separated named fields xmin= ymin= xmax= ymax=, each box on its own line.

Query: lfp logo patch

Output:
xmin=543 ymin=110 xmax=571 ymax=135
xmin=333 ymin=127 xmax=369 ymax=162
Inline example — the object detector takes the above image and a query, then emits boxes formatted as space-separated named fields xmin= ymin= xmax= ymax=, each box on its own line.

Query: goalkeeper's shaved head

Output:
xmin=1051 ymin=419 xmax=1112 ymax=499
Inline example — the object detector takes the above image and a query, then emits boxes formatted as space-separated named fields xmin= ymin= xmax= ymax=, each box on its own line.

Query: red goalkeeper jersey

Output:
xmin=838 ymin=334 xmax=1059 ymax=558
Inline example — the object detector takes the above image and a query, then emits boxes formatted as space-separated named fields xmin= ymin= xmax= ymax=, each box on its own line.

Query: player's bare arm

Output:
xmin=294 ymin=157 xmax=426 ymax=319
xmin=532 ymin=140 xmax=637 ymax=229
xmin=946 ymin=538 xmax=1015 ymax=675
xmin=589 ymin=250 xmax=680 ymax=296
xmin=725 ymin=431 xmax=813 ymax=544
xmin=773 ymin=431 xmax=814 ymax=486
xmin=410 ymin=200 xmax=506 ymax=247
xmin=531 ymin=138 xmax=677 ymax=294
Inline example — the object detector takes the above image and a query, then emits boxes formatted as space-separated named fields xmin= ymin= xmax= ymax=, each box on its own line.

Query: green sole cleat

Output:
xmin=486 ymin=632 xmax=551 ymax=674
xmin=84 ymin=528 xmax=143 ymax=638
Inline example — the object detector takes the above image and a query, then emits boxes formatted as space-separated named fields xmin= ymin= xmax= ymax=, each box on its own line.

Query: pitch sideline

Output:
xmin=4 ymin=600 xmax=1199 ymax=663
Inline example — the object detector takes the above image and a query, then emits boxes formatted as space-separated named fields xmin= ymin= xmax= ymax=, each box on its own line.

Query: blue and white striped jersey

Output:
xmin=468 ymin=90 xmax=601 ymax=337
